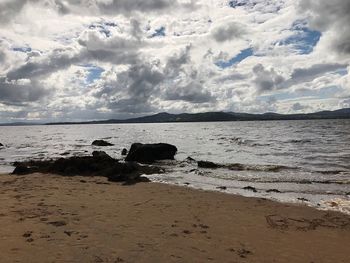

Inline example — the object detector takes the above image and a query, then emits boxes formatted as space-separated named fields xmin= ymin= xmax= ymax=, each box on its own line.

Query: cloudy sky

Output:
xmin=0 ymin=0 xmax=349 ymax=122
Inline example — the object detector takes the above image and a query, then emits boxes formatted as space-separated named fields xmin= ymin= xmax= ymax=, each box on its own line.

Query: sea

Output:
xmin=0 ymin=119 xmax=349 ymax=214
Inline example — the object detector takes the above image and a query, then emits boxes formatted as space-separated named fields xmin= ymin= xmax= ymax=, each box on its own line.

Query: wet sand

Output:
xmin=0 ymin=173 xmax=349 ymax=263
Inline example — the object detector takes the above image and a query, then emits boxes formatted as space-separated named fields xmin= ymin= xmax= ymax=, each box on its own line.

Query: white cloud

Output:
xmin=0 ymin=0 xmax=349 ymax=122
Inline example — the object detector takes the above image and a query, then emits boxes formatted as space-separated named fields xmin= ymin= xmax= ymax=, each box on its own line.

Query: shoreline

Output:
xmin=1 ymin=173 xmax=350 ymax=262
xmin=147 ymin=172 xmax=350 ymax=216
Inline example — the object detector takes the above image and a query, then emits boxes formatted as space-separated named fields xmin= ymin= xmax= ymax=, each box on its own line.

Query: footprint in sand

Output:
xmin=237 ymin=248 xmax=253 ymax=258
xmin=23 ymin=231 xmax=32 ymax=238
xmin=48 ymin=221 xmax=67 ymax=227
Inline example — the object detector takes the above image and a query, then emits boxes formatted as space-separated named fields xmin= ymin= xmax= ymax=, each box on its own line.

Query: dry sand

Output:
xmin=0 ymin=173 xmax=349 ymax=263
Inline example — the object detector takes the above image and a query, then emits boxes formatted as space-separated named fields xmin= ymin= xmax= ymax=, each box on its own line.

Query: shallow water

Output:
xmin=0 ymin=119 xmax=349 ymax=213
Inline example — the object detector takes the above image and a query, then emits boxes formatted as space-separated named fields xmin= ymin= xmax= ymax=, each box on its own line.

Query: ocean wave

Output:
xmin=215 ymin=136 xmax=269 ymax=147
xmin=208 ymin=174 xmax=350 ymax=185
xmin=226 ymin=163 xmax=289 ymax=172
xmin=285 ymin=139 xmax=312 ymax=144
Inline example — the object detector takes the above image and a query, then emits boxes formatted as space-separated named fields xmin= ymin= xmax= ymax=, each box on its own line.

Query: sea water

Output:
xmin=0 ymin=119 xmax=349 ymax=213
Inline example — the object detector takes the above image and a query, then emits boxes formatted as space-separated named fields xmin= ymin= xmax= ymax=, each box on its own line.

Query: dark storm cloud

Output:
xmin=0 ymin=78 xmax=49 ymax=105
xmin=105 ymin=62 xmax=165 ymax=113
xmin=292 ymin=102 xmax=309 ymax=111
xmin=6 ymin=32 xmax=142 ymax=81
xmin=164 ymin=46 xmax=191 ymax=76
xmin=0 ymin=0 xmax=195 ymax=23
xmin=164 ymin=82 xmax=214 ymax=103
xmin=0 ymin=50 xmax=5 ymax=63
xmin=290 ymin=63 xmax=347 ymax=83
xmin=298 ymin=0 xmax=350 ymax=55
xmin=212 ymin=22 xmax=246 ymax=42
xmin=6 ymin=48 xmax=79 ymax=80
xmin=2 ymin=32 xmax=141 ymax=106
xmin=253 ymin=64 xmax=285 ymax=93
xmin=0 ymin=0 xmax=30 ymax=23
xmin=92 ymin=46 xmax=214 ymax=112
xmin=163 ymin=46 xmax=215 ymax=103
xmin=253 ymin=62 xmax=347 ymax=94
xmin=96 ymin=0 xmax=178 ymax=14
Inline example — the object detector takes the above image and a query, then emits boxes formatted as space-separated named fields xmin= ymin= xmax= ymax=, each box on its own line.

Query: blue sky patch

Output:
xmin=216 ymin=48 xmax=254 ymax=68
xmin=334 ymin=68 xmax=348 ymax=76
xmin=88 ymin=21 xmax=117 ymax=38
xmin=13 ymin=47 xmax=32 ymax=53
xmin=229 ymin=0 xmax=248 ymax=8
xmin=280 ymin=21 xmax=321 ymax=55
xmin=150 ymin=27 xmax=166 ymax=38
xmin=85 ymin=65 xmax=104 ymax=84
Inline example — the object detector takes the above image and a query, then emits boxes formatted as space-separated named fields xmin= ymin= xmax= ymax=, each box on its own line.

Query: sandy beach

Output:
xmin=0 ymin=173 xmax=349 ymax=263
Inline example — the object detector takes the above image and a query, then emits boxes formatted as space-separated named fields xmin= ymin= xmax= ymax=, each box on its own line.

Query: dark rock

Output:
xmin=198 ymin=161 xmax=220 ymax=169
xmin=12 ymin=164 xmax=31 ymax=175
xmin=121 ymin=148 xmax=128 ymax=156
xmin=266 ymin=189 xmax=281 ymax=193
xmin=92 ymin=151 xmax=113 ymax=159
xmin=243 ymin=186 xmax=257 ymax=192
xmin=125 ymin=143 xmax=177 ymax=163
xmin=107 ymin=162 xmax=140 ymax=182
xmin=92 ymin=140 xmax=114 ymax=146
xmin=0 ymin=143 xmax=3 ymax=147
xmin=185 ymin=156 xmax=196 ymax=162
xmin=48 ymin=221 xmax=66 ymax=227
xmin=217 ymin=186 xmax=227 ymax=190
xmin=12 ymin=151 xmax=164 ymax=184
xmin=297 ymin=197 xmax=309 ymax=202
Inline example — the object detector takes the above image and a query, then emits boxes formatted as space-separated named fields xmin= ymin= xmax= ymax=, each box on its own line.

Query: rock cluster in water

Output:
xmin=11 ymin=141 xmax=291 ymax=194
xmin=12 ymin=142 xmax=179 ymax=183
xmin=197 ymin=160 xmax=286 ymax=172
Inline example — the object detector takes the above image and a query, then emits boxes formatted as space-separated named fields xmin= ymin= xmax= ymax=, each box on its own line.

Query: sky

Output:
xmin=0 ymin=0 xmax=349 ymax=122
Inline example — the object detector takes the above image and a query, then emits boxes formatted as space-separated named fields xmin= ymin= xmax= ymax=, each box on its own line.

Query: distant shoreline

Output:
xmin=0 ymin=108 xmax=349 ymax=126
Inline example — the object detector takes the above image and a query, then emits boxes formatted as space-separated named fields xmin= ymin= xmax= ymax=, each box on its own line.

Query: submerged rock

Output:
xmin=92 ymin=140 xmax=114 ymax=147
xmin=297 ymin=197 xmax=309 ymax=202
xmin=266 ymin=189 xmax=281 ymax=193
xmin=198 ymin=161 xmax=220 ymax=169
xmin=125 ymin=143 xmax=177 ymax=163
xmin=243 ymin=186 xmax=257 ymax=193
xmin=185 ymin=156 xmax=196 ymax=162
xmin=121 ymin=148 xmax=128 ymax=156
xmin=92 ymin=151 xmax=113 ymax=159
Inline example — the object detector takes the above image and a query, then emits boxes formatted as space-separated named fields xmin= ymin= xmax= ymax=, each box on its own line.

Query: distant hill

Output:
xmin=46 ymin=108 xmax=350 ymax=125
xmin=0 ymin=122 xmax=41 ymax=127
